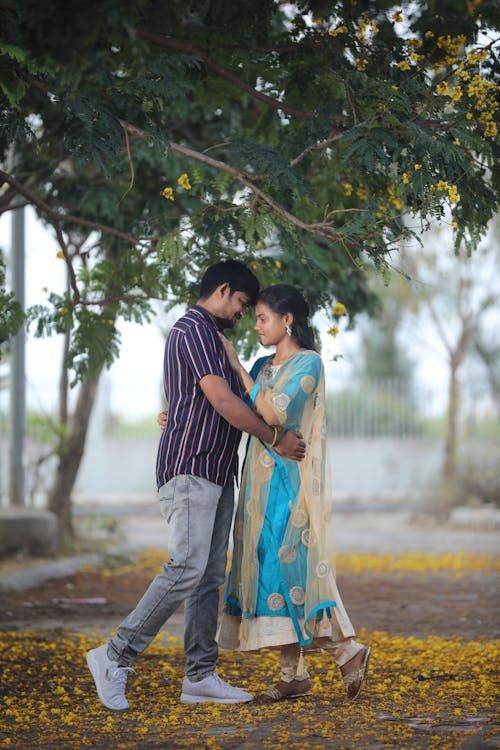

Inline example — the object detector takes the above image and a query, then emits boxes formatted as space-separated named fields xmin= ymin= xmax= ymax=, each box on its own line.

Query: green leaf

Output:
xmin=0 ymin=43 xmax=27 ymax=63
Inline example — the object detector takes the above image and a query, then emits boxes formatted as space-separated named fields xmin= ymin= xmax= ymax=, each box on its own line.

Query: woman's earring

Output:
xmin=285 ymin=324 xmax=292 ymax=337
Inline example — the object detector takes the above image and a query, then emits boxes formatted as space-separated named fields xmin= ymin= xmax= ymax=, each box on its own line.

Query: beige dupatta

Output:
xmin=227 ymin=351 xmax=340 ymax=645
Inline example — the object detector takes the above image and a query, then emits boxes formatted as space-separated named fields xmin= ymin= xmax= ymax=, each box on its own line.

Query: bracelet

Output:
xmin=269 ymin=427 xmax=279 ymax=448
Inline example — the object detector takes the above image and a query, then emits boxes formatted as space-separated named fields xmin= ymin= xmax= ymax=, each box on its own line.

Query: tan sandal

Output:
xmin=256 ymin=677 xmax=312 ymax=703
xmin=343 ymin=646 xmax=371 ymax=701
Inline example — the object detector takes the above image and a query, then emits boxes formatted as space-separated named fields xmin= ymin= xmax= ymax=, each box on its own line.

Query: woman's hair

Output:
xmin=257 ymin=284 xmax=317 ymax=351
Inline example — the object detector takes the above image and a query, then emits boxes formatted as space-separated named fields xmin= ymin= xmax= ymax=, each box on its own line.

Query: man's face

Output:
xmin=217 ymin=289 xmax=252 ymax=329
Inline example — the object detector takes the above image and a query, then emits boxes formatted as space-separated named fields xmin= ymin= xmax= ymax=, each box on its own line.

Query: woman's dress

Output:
xmin=218 ymin=351 xmax=355 ymax=651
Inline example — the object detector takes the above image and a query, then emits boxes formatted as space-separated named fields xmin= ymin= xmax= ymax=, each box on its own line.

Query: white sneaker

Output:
xmin=180 ymin=672 xmax=253 ymax=704
xmin=86 ymin=644 xmax=135 ymax=710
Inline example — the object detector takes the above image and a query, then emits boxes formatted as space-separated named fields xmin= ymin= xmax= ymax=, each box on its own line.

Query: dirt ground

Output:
xmin=0 ymin=539 xmax=499 ymax=749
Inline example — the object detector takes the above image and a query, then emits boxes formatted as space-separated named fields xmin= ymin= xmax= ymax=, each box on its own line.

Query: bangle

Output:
xmin=269 ymin=427 xmax=279 ymax=448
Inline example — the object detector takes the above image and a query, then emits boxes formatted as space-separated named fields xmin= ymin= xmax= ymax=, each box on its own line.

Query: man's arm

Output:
xmin=200 ymin=374 xmax=306 ymax=461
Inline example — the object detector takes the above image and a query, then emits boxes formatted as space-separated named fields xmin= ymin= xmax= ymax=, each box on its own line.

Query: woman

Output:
xmin=217 ymin=284 xmax=371 ymax=702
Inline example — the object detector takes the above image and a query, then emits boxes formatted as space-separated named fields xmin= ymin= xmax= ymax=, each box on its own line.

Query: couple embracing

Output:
xmin=87 ymin=259 xmax=370 ymax=710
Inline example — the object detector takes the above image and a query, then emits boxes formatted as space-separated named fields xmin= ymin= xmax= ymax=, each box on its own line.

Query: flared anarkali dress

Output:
xmin=218 ymin=351 xmax=356 ymax=652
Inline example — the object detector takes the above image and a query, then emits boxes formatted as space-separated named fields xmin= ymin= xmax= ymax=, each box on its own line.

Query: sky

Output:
xmin=0 ymin=207 xmax=461 ymax=422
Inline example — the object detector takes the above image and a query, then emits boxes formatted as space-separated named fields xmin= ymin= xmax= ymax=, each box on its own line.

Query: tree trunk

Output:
xmin=47 ymin=372 xmax=101 ymax=548
xmin=59 ymin=323 xmax=70 ymax=425
xmin=443 ymin=359 xmax=459 ymax=491
xmin=59 ymin=273 xmax=71 ymax=425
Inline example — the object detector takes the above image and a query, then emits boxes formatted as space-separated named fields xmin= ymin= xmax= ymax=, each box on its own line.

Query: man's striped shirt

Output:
xmin=156 ymin=305 xmax=243 ymax=489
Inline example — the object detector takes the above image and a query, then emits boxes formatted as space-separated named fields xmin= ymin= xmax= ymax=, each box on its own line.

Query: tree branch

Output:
xmin=0 ymin=170 xmax=150 ymax=249
xmin=425 ymin=296 xmax=452 ymax=354
xmin=77 ymin=294 xmax=151 ymax=306
xmin=53 ymin=223 xmax=80 ymax=304
xmin=120 ymin=121 xmax=362 ymax=246
xmin=119 ymin=120 xmax=136 ymax=201
xmin=290 ymin=124 xmax=369 ymax=167
xmin=136 ymin=29 xmax=315 ymax=120
xmin=168 ymin=141 xmax=352 ymax=243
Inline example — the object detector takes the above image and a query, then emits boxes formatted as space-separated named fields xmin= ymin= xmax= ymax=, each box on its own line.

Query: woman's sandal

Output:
xmin=255 ymin=677 xmax=312 ymax=703
xmin=343 ymin=646 xmax=371 ymax=701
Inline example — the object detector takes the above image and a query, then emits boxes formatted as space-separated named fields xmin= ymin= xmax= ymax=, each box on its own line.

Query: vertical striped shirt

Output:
xmin=156 ymin=305 xmax=243 ymax=488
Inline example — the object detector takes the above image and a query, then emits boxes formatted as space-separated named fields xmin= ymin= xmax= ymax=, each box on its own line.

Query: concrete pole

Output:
xmin=9 ymin=204 xmax=25 ymax=506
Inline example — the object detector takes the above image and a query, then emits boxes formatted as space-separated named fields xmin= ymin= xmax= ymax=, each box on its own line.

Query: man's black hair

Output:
xmin=199 ymin=260 xmax=259 ymax=305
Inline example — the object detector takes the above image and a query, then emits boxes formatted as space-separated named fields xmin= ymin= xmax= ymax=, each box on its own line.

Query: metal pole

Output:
xmin=9 ymin=203 xmax=25 ymax=506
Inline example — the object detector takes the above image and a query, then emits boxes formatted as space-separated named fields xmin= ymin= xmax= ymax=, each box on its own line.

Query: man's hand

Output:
xmin=274 ymin=430 xmax=306 ymax=461
xmin=157 ymin=410 xmax=167 ymax=430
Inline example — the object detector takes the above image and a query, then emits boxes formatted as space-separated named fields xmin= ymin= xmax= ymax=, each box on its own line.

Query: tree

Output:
xmin=473 ymin=335 xmax=500 ymax=418
xmin=0 ymin=257 xmax=23 ymax=352
xmin=325 ymin=271 xmax=422 ymax=438
xmin=400 ymin=223 xmax=500 ymax=493
xmin=0 ymin=0 xmax=498 ymax=542
xmin=358 ymin=271 xmax=415 ymax=387
xmin=1 ymin=1 xmax=498 ymax=354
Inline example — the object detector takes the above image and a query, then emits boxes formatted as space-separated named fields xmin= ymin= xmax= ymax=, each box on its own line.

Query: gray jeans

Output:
xmin=108 ymin=475 xmax=234 ymax=680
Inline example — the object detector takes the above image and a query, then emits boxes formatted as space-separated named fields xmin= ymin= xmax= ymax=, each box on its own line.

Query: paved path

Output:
xmin=121 ymin=506 xmax=500 ymax=555
xmin=1 ymin=506 xmax=498 ymax=595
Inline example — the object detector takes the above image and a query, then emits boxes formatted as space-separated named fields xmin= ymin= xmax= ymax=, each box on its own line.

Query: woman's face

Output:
xmin=254 ymin=301 xmax=289 ymax=347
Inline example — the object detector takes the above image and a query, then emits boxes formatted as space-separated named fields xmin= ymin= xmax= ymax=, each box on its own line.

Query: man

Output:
xmin=87 ymin=260 xmax=306 ymax=710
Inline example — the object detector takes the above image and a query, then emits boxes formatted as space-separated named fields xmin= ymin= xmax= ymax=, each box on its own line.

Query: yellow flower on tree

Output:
xmin=329 ymin=25 xmax=348 ymax=37
xmin=160 ymin=187 xmax=174 ymax=201
xmin=332 ymin=302 xmax=347 ymax=316
xmin=397 ymin=60 xmax=411 ymax=71
xmin=177 ymin=173 xmax=191 ymax=190
xmin=436 ymin=80 xmax=449 ymax=95
xmin=484 ymin=121 xmax=497 ymax=137
xmin=437 ymin=33 xmax=466 ymax=56
xmin=56 ymin=251 xmax=64 ymax=259
xmin=327 ymin=325 xmax=340 ymax=338
xmin=391 ymin=10 xmax=403 ymax=22
xmin=388 ymin=184 xmax=402 ymax=210
xmin=343 ymin=182 xmax=353 ymax=196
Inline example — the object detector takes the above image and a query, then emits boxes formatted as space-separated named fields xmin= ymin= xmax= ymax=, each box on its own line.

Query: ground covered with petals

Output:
xmin=0 ymin=552 xmax=498 ymax=749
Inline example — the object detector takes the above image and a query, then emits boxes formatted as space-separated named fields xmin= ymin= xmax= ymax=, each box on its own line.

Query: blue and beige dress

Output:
xmin=218 ymin=351 xmax=356 ymax=652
